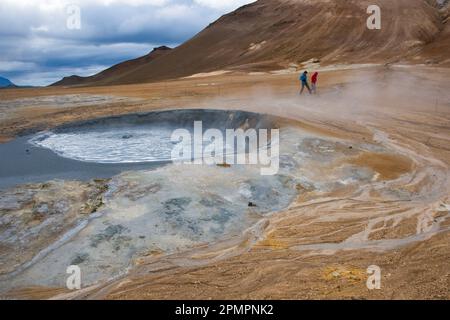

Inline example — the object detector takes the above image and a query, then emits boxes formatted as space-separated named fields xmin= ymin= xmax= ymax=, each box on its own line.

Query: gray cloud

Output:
xmin=0 ymin=0 xmax=254 ymax=86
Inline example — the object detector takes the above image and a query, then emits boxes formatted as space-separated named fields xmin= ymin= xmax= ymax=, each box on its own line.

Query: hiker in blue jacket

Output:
xmin=299 ymin=71 xmax=312 ymax=94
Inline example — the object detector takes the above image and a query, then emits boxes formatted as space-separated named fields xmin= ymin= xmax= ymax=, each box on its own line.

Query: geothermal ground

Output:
xmin=0 ymin=65 xmax=449 ymax=299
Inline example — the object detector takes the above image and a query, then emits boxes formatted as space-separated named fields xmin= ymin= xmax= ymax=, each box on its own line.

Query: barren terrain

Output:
xmin=0 ymin=64 xmax=449 ymax=299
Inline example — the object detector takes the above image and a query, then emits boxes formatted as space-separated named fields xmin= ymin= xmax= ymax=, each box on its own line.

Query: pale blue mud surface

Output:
xmin=0 ymin=109 xmax=380 ymax=291
xmin=0 ymin=109 xmax=272 ymax=189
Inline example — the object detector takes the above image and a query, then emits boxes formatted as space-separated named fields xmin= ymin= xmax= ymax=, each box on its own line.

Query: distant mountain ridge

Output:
xmin=0 ymin=76 xmax=16 ymax=88
xmin=52 ymin=0 xmax=450 ymax=87
xmin=51 ymin=46 xmax=172 ymax=87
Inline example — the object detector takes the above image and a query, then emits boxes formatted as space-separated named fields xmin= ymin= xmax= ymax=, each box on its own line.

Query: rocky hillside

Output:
xmin=51 ymin=46 xmax=172 ymax=87
xmin=52 ymin=0 xmax=450 ymax=86
xmin=0 ymin=76 xmax=15 ymax=88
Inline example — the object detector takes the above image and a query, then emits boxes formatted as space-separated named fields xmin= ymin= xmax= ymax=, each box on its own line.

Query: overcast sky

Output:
xmin=0 ymin=0 xmax=255 ymax=86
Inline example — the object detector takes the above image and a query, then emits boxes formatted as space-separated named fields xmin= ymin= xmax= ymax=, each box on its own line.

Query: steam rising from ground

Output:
xmin=196 ymin=66 xmax=450 ymax=127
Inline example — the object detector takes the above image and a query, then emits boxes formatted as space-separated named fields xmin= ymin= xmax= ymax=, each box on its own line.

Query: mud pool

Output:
xmin=0 ymin=109 xmax=273 ymax=189
xmin=0 ymin=109 xmax=395 ymax=291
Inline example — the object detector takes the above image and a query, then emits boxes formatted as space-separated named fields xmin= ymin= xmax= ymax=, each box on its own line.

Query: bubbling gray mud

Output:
xmin=0 ymin=110 xmax=274 ymax=189
xmin=30 ymin=109 xmax=274 ymax=163
xmin=0 ymin=109 xmax=385 ymax=291
xmin=2 ymin=165 xmax=299 ymax=290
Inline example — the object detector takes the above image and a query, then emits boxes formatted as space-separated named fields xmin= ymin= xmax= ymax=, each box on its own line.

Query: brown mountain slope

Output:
xmin=52 ymin=0 xmax=450 ymax=86
xmin=412 ymin=0 xmax=450 ymax=64
xmin=51 ymin=46 xmax=172 ymax=87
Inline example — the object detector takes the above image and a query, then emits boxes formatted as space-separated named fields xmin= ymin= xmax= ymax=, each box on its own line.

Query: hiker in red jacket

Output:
xmin=311 ymin=72 xmax=319 ymax=94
